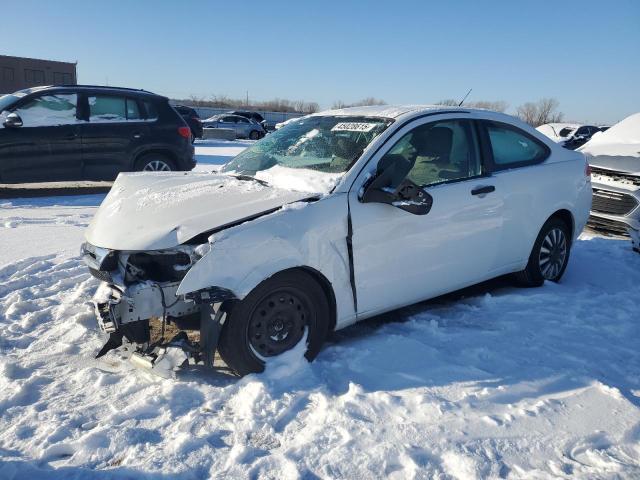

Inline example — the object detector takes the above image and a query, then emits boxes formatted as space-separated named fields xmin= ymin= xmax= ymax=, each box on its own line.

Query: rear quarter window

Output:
xmin=143 ymin=100 xmax=159 ymax=120
xmin=485 ymin=121 xmax=549 ymax=169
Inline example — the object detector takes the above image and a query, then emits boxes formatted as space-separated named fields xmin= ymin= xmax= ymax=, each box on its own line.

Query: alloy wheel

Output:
xmin=143 ymin=159 xmax=172 ymax=172
xmin=538 ymin=227 xmax=567 ymax=280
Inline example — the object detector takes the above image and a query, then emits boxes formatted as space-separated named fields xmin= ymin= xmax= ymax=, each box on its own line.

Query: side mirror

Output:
xmin=3 ymin=112 xmax=23 ymax=128
xmin=361 ymin=159 xmax=433 ymax=215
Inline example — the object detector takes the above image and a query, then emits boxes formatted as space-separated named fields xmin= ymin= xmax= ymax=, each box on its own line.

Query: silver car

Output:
xmin=203 ymin=114 xmax=265 ymax=140
xmin=580 ymin=113 xmax=640 ymax=252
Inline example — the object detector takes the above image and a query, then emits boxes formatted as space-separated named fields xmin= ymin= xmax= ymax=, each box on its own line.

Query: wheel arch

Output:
xmin=218 ymin=266 xmax=337 ymax=334
xmin=548 ymin=208 xmax=575 ymax=243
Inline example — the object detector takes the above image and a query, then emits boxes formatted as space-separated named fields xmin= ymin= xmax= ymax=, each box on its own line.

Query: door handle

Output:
xmin=471 ymin=185 xmax=495 ymax=196
xmin=133 ymin=132 xmax=142 ymax=139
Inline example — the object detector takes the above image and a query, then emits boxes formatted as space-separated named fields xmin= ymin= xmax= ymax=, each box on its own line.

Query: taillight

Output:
xmin=178 ymin=126 xmax=191 ymax=138
xmin=585 ymin=161 xmax=592 ymax=177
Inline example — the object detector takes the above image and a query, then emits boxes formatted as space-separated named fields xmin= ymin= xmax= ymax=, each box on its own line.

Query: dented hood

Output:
xmin=85 ymin=172 xmax=310 ymax=250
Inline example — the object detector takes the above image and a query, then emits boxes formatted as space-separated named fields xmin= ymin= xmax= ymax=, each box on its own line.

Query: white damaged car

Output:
xmin=82 ymin=105 xmax=592 ymax=376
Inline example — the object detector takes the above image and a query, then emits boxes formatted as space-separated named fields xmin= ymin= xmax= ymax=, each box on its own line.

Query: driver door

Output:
xmin=0 ymin=92 xmax=82 ymax=182
xmin=349 ymin=117 xmax=505 ymax=317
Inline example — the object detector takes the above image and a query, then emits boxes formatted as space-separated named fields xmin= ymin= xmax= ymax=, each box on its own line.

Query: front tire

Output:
xmin=218 ymin=270 xmax=330 ymax=376
xmin=514 ymin=217 xmax=571 ymax=287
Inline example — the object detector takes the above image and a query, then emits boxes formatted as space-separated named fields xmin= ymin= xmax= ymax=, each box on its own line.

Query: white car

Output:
xmin=82 ymin=105 xmax=592 ymax=376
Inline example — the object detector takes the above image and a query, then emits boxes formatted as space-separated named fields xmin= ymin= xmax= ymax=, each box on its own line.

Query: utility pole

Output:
xmin=246 ymin=90 xmax=249 ymax=106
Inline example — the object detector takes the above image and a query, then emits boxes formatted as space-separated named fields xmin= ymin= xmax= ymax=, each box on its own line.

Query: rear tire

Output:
xmin=135 ymin=153 xmax=176 ymax=172
xmin=218 ymin=270 xmax=330 ymax=376
xmin=514 ymin=217 xmax=571 ymax=287
xmin=249 ymin=130 xmax=260 ymax=140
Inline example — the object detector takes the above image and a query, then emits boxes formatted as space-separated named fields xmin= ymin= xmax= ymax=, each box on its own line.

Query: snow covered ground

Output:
xmin=1 ymin=141 xmax=639 ymax=479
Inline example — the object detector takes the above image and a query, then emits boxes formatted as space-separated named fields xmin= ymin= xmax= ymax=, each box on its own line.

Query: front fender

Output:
xmin=175 ymin=195 xmax=356 ymax=327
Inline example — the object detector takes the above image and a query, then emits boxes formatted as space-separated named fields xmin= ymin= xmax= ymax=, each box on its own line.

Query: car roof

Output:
xmin=310 ymin=104 xmax=520 ymax=123
xmin=16 ymin=84 xmax=164 ymax=99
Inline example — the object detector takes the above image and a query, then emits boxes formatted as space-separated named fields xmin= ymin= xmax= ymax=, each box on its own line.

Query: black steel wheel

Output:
xmin=218 ymin=270 xmax=330 ymax=376
xmin=514 ymin=217 xmax=571 ymax=287
xmin=247 ymin=288 xmax=309 ymax=358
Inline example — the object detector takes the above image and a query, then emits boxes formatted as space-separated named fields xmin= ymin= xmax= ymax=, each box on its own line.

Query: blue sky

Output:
xmin=3 ymin=0 xmax=639 ymax=124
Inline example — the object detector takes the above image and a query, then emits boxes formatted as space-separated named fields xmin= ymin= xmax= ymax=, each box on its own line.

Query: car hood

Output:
xmin=587 ymin=154 xmax=640 ymax=175
xmin=84 ymin=172 xmax=312 ymax=251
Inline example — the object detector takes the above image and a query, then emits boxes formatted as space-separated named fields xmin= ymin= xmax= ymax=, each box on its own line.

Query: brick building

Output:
xmin=0 ymin=55 xmax=77 ymax=94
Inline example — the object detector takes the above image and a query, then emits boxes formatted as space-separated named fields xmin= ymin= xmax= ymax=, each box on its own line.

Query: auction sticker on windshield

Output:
xmin=331 ymin=122 xmax=378 ymax=132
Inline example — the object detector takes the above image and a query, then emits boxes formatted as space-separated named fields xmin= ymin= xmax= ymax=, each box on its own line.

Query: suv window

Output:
xmin=381 ymin=119 xmax=481 ymax=187
xmin=15 ymin=93 xmax=78 ymax=127
xmin=237 ymin=117 xmax=250 ymax=124
xmin=485 ymin=121 xmax=548 ymax=168
xmin=88 ymin=96 xmax=127 ymax=122
xmin=143 ymin=101 xmax=158 ymax=120
xmin=126 ymin=99 xmax=141 ymax=120
xmin=220 ymin=116 xmax=236 ymax=123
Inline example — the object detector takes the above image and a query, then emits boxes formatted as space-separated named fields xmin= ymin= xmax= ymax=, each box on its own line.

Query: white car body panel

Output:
xmin=84 ymin=172 xmax=312 ymax=251
xmin=176 ymin=194 xmax=358 ymax=328
xmin=84 ymin=105 xmax=592 ymax=335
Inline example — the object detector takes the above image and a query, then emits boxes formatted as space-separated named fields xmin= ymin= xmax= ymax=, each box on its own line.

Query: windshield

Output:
xmin=559 ymin=127 xmax=576 ymax=138
xmin=0 ymin=94 xmax=19 ymax=112
xmin=222 ymin=116 xmax=391 ymax=176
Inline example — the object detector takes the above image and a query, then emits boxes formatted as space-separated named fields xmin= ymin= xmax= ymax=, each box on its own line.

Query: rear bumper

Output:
xmin=178 ymin=144 xmax=196 ymax=170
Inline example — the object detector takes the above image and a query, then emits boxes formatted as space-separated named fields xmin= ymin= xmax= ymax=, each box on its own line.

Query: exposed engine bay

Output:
xmin=82 ymin=241 xmax=229 ymax=377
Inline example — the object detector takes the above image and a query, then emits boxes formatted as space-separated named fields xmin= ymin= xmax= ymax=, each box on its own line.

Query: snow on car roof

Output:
xmin=579 ymin=112 xmax=640 ymax=159
xmin=311 ymin=104 xmax=509 ymax=120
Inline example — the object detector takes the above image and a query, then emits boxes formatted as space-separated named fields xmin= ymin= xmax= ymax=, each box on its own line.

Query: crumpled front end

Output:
xmin=81 ymin=241 xmax=221 ymax=365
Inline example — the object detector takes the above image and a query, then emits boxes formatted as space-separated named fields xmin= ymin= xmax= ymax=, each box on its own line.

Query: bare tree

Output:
xmin=437 ymin=99 xmax=508 ymax=112
xmin=436 ymin=99 xmax=459 ymax=106
xmin=332 ymin=98 xmax=386 ymax=109
xmin=176 ymin=95 xmax=320 ymax=113
xmin=468 ymin=100 xmax=508 ymax=112
xmin=516 ymin=98 xmax=563 ymax=127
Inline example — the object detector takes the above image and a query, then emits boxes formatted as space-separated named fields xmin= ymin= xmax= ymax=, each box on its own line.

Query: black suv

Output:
xmin=173 ymin=105 xmax=203 ymax=142
xmin=0 ymin=85 xmax=195 ymax=183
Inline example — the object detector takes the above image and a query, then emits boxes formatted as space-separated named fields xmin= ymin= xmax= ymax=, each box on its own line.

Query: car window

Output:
xmin=485 ymin=122 xmax=548 ymax=167
xmin=380 ymin=120 xmax=481 ymax=187
xmin=143 ymin=101 xmax=158 ymax=120
xmin=88 ymin=96 xmax=127 ymax=122
xmin=126 ymin=99 xmax=142 ymax=120
xmin=14 ymin=93 xmax=78 ymax=127
xmin=222 ymin=116 xmax=236 ymax=123
xmin=237 ymin=117 xmax=250 ymax=124
xmin=575 ymin=126 xmax=589 ymax=136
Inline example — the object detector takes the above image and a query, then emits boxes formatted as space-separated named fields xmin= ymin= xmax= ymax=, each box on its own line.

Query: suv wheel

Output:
xmin=217 ymin=270 xmax=330 ymax=376
xmin=514 ymin=217 xmax=571 ymax=287
xmin=249 ymin=130 xmax=261 ymax=140
xmin=136 ymin=153 xmax=176 ymax=172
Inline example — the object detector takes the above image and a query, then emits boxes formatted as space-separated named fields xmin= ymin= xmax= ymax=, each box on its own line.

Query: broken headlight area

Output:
xmin=83 ymin=241 xmax=232 ymax=376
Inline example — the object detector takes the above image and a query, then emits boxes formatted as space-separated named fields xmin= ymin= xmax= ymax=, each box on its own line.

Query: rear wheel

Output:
xmin=135 ymin=153 xmax=176 ymax=172
xmin=514 ymin=217 xmax=571 ymax=287
xmin=249 ymin=130 xmax=261 ymax=140
xmin=218 ymin=270 xmax=330 ymax=376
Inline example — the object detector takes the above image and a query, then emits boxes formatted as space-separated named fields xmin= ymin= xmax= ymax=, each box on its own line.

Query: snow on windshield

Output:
xmin=254 ymin=165 xmax=342 ymax=193
xmin=222 ymin=115 xmax=391 ymax=181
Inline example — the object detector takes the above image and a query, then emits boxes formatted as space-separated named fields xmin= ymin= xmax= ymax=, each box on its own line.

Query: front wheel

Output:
xmin=514 ymin=217 xmax=571 ymax=287
xmin=217 ymin=270 xmax=330 ymax=376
